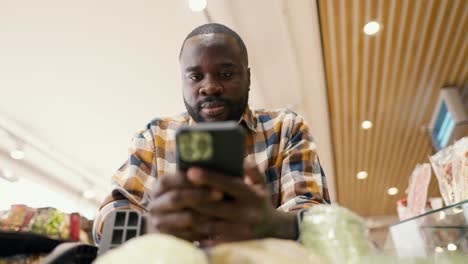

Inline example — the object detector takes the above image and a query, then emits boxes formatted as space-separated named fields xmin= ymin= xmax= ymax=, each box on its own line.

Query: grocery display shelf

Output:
xmin=385 ymin=199 xmax=468 ymax=258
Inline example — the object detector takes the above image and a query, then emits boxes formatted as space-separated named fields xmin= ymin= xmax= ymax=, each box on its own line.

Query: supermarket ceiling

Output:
xmin=0 ymin=0 xmax=466 ymax=217
xmin=318 ymin=0 xmax=467 ymax=216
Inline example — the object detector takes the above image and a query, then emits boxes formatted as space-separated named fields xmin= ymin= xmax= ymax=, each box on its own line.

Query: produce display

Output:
xmin=0 ymin=205 xmax=84 ymax=242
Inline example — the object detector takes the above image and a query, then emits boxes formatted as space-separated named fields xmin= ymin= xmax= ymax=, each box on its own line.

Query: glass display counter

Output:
xmin=385 ymin=200 xmax=467 ymax=258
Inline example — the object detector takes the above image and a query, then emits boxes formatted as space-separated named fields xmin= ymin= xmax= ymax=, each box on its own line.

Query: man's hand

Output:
xmin=147 ymin=171 xmax=223 ymax=242
xmin=186 ymin=162 xmax=297 ymax=244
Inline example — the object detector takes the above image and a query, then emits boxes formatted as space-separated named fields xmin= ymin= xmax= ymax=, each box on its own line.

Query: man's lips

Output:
xmin=201 ymin=105 xmax=225 ymax=116
xmin=201 ymin=102 xmax=226 ymax=116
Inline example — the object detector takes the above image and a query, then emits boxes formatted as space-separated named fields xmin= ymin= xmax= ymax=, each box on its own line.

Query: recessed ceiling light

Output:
xmin=363 ymin=21 xmax=380 ymax=35
xmin=361 ymin=120 xmax=373 ymax=130
xmin=1 ymin=169 xmax=18 ymax=182
xmin=447 ymin=243 xmax=457 ymax=251
xmin=356 ymin=171 xmax=368 ymax=180
xmin=10 ymin=149 xmax=25 ymax=160
xmin=387 ymin=187 xmax=398 ymax=196
xmin=188 ymin=0 xmax=207 ymax=12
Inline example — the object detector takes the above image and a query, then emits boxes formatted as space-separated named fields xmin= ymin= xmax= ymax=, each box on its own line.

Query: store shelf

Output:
xmin=0 ymin=231 xmax=64 ymax=257
xmin=385 ymin=200 xmax=468 ymax=258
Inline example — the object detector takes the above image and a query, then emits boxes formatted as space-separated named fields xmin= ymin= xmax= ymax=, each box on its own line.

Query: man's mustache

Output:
xmin=197 ymin=96 xmax=231 ymax=108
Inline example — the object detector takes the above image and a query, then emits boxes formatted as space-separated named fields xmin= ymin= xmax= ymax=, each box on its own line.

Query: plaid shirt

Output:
xmin=93 ymin=106 xmax=330 ymax=243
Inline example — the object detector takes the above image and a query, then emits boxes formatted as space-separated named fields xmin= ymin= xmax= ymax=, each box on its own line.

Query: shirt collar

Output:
xmin=188 ymin=105 xmax=257 ymax=132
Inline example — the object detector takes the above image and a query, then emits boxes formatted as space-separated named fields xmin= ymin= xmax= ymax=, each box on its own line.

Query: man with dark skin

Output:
xmin=148 ymin=31 xmax=297 ymax=244
xmin=94 ymin=23 xmax=329 ymax=246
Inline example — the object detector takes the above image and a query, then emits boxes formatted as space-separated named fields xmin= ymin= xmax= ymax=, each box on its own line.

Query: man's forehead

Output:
xmin=181 ymin=33 xmax=242 ymax=58
xmin=185 ymin=33 xmax=237 ymax=47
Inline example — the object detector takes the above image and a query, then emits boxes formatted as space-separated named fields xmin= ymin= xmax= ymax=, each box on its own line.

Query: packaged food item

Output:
xmin=406 ymin=164 xmax=432 ymax=218
xmin=428 ymin=197 xmax=443 ymax=210
xmin=69 ymin=213 xmax=81 ymax=241
xmin=0 ymin=205 xmax=36 ymax=232
xmin=452 ymin=137 xmax=468 ymax=202
xmin=299 ymin=205 xmax=375 ymax=264
xmin=396 ymin=198 xmax=409 ymax=221
xmin=430 ymin=146 xmax=455 ymax=205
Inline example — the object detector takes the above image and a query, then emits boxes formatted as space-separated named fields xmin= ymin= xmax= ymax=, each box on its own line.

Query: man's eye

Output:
xmin=218 ymin=72 xmax=233 ymax=79
xmin=189 ymin=74 xmax=203 ymax=81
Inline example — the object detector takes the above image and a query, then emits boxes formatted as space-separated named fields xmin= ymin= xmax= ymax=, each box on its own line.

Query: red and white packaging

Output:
xmin=396 ymin=198 xmax=409 ymax=221
xmin=452 ymin=137 xmax=468 ymax=202
xmin=406 ymin=164 xmax=432 ymax=218
xmin=430 ymin=146 xmax=455 ymax=206
xmin=70 ymin=213 xmax=81 ymax=241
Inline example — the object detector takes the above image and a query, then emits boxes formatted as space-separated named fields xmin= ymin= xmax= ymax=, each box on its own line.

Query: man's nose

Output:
xmin=199 ymin=76 xmax=223 ymax=96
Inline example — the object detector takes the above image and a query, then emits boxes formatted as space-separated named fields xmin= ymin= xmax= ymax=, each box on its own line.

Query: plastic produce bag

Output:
xmin=299 ymin=205 xmax=375 ymax=264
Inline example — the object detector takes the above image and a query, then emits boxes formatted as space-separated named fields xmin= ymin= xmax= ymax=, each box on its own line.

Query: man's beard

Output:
xmin=184 ymin=93 xmax=249 ymax=123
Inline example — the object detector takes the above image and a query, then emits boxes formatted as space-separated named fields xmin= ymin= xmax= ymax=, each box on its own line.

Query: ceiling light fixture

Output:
xmin=10 ymin=149 xmax=25 ymax=160
xmin=447 ymin=243 xmax=457 ymax=251
xmin=387 ymin=187 xmax=399 ymax=196
xmin=363 ymin=21 xmax=380 ymax=35
xmin=1 ymin=169 xmax=19 ymax=182
xmin=361 ymin=120 xmax=373 ymax=130
xmin=356 ymin=171 xmax=368 ymax=180
xmin=188 ymin=0 xmax=207 ymax=12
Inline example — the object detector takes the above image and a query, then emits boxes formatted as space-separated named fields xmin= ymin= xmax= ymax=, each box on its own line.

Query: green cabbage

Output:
xmin=94 ymin=234 xmax=208 ymax=264
xmin=299 ymin=205 xmax=375 ymax=264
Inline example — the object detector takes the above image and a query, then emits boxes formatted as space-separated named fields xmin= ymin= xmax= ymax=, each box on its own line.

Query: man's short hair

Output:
xmin=179 ymin=23 xmax=248 ymax=65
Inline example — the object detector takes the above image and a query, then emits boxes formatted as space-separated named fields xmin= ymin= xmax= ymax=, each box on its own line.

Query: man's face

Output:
xmin=180 ymin=33 xmax=250 ymax=122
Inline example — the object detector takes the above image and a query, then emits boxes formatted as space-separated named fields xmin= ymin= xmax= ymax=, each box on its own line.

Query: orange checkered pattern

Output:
xmin=93 ymin=106 xmax=330 ymax=243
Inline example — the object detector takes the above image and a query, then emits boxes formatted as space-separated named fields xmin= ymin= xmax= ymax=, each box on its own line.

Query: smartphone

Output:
xmin=175 ymin=121 xmax=245 ymax=177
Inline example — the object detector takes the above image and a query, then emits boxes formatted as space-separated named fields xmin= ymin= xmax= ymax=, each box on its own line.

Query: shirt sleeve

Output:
xmin=277 ymin=113 xmax=330 ymax=212
xmin=93 ymin=128 xmax=156 ymax=244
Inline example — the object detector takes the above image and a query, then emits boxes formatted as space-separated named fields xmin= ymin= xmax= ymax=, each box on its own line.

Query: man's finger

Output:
xmin=186 ymin=167 xmax=257 ymax=202
xmin=194 ymin=220 xmax=254 ymax=241
xmin=148 ymin=188 xmax=223 ymax=213
xmin=148 ymin=210 xmax=206 ymax=230
xmin=243 ymin=160 xmax=266 ymax=186
xmin=192 ymin=201 xmax=261 ymax=224
xmin=146 ymin=210 xmax=209 ymax=242
xmin=151 ymin=171 xmax=191 ymax=197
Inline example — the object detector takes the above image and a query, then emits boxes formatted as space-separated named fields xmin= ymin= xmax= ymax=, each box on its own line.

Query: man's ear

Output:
xmin=247 ymin=67 xmax=251 ymax=90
